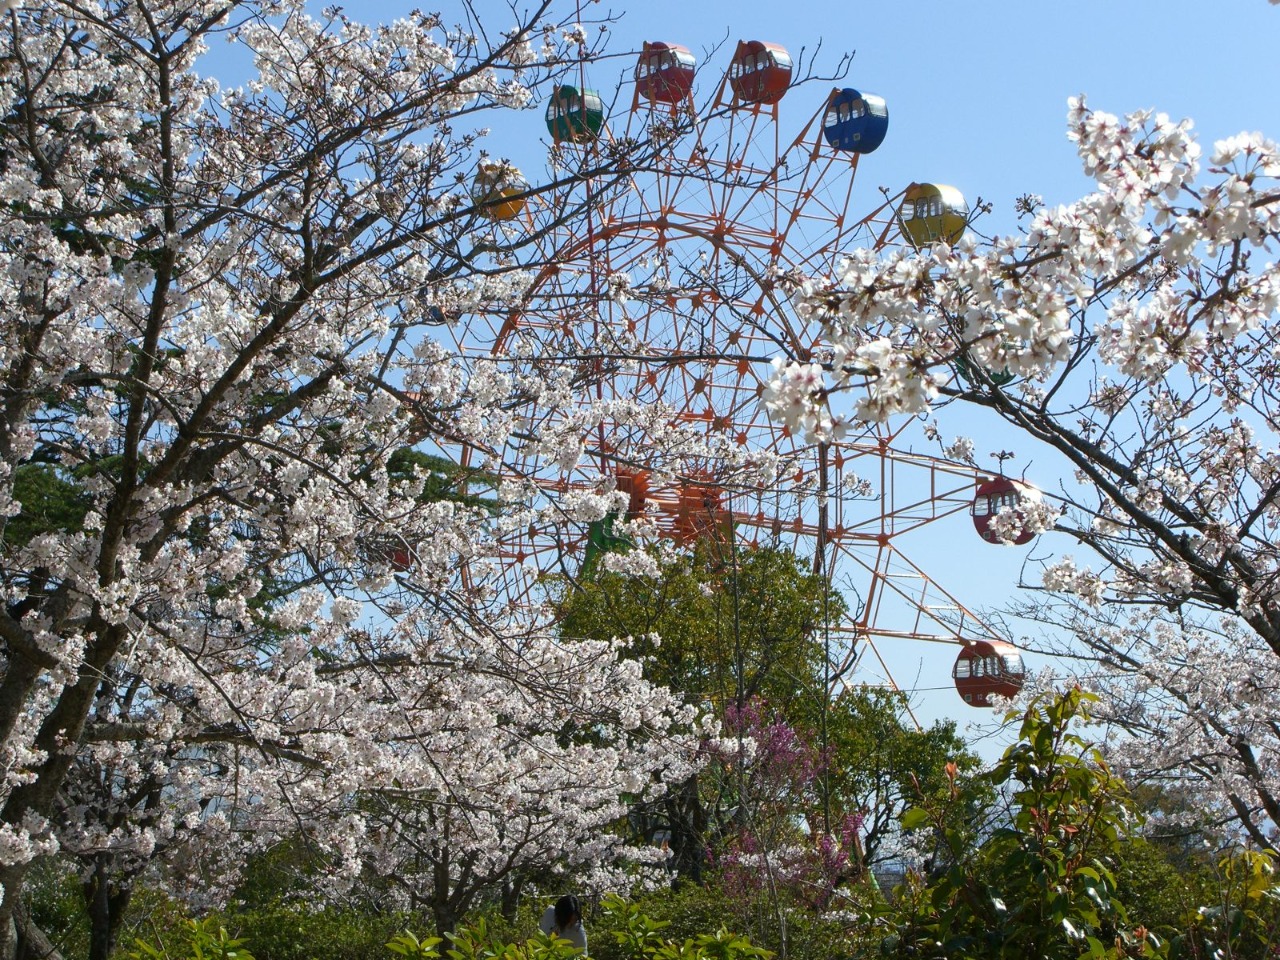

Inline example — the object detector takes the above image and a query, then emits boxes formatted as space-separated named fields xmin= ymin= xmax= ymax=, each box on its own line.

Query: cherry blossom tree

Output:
xmin=764 ymin=96 xmax=1280 ymax=845
xmin=0 ymin=2 xmax=726 ymax=957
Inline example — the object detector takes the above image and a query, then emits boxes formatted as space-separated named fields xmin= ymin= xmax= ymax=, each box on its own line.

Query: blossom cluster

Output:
xmin=762 ymin=93 xmax=1280 ymax=840
xmin=0 ymin=0 xmax=711 ymax=936
xmin=766 ymin=98 xmax=1279 ymax=431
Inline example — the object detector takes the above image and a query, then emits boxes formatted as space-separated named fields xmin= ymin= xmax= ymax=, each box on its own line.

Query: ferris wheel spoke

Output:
xmin=414 ymin=41 xmax=1035 ymax=710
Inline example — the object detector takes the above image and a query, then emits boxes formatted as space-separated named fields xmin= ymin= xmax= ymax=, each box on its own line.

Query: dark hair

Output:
xmin=554 ymin=895 xmax=582 ymax=928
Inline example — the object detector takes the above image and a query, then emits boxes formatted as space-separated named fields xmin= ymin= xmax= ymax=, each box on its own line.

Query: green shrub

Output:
xmin=226 ymin=902 xmax=411 ymax=960
xmin=867 ymin=689 xmax=1163 ymax=960
xmin=125 ymin=917 xmax=255 ymax=960
xmin=377 ymin=899 xmax=772 ymax=960
xmin=1171 ymin=849 xmax=1280 ymax=960
xmin=586 ymin=883 xmax=857 ymax=960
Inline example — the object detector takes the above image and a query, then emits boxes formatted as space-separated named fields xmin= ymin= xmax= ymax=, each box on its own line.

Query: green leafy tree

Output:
xmin=1110 ymin=838 xmax=1209 ymax=948
xmin=559 ymin=544 xmax=839 ymax=718
xmin=558 ymin=544 xmax=843 ymax=883
xmin=872 ymin=689 xmax=1162 ymax=960
xmin=814 ymin=687 xmax=983 ymax=868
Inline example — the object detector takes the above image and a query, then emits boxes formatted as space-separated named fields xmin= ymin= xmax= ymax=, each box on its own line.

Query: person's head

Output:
xmin=554 ymin=895 xmax=582 ymax=928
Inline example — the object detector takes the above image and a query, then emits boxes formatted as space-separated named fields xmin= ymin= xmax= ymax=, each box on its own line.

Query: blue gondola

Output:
xmin=821 ymin=89 xmax=888 ymax=154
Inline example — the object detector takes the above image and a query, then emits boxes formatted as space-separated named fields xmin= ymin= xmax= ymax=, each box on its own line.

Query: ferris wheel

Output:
xmin=439 ymin=39 xmax=1029 ymax=708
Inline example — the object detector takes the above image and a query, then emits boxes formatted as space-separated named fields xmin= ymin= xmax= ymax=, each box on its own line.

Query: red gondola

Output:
xmin=615 ymin=467 xmax=650 ymax=520
xmin=953 ymin=639 xmax=1026 ymax=707
xmin=728 ymin=40 xmax=792 ymax=105
xmin=367 ymin=539 xmax=414 ymax=573
xmin=673 ymin=481 xmax=725 ymax=545
xmin=646 ymin=476 xmax=731 ymax=546
xmin=972 ymin=476 xmax=1042 ymax=545
xmin=635 ymin=41 xmax=696 ymax=104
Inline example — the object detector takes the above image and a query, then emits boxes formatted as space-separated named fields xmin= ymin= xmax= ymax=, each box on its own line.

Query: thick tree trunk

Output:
xmin=12 ymin=899 xmax=65 ymax=960
xmin=0 ymin=869 xmax=29 ymax=960
xmin=84 ymin=854 xmax=133 ymax=960
xmin=430 ymin=845 xmax=456 ymax=936
xmin=665 ymin=774 xmax=707 ymax=886
xmin=431 ymin=899 xmax=457 ymax=938
xmin=500 ymin=877 xmax=523 ymax=923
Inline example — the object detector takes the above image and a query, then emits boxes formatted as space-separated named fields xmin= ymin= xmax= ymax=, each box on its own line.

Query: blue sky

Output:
xmin=204 ymin=1 xmax=1280 ymax=734
xmin=506 ymin=0 xmax=1280 ymax=730
xmin=574 ymin=0 xmax=1280 ymax=730
xmin=481 ymin=0 xmax=1280 ymax=238
xmin=285 ymin=1 xmax=1280 ymax=237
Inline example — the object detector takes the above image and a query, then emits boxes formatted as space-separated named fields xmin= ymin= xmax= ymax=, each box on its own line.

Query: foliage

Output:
xmin=1110 ymin=838 xmax=1210 ymax=944
xmin=601 ymin=896 xmax=772 ymax=960
xmin=22 ymin=859 xmax=89 ymax=960
xmin=867 ymin=688 xmax=1162 ymax=960
xmin=710 ymin=699 xmax=832 ymax=920
xmin=559 ymin=544 xmax=841 ymax=883
xmin=3 ymin=463 xmax=91 ymax=549
xmin=386 ymin=930 xmax=446 ymax=960
xmin=592 ymin=886 xmax=857 ymax=960
xmin=225 ymin=902 xmax=414 ymax=960
xmin=559 ymin=543 xmax=841 ymax=713
xmin=23 ymin=863 xmax=205 ymax=960
xmin=374 ymin=902 xmax=774 ymax=960
xmin=383 ymin=448 xmax=500 ymax=514
xmin=814 ymin=687 xmax=984 ymax=866
xmin=862 ymin=710 xmax=1278 ymax=960
xmin=1171 ymin=849 xmax=1280 ymax=960
xmin=561 ymin=545 xmax=971 ymax=913
xmin=697 ymin=686 xmax=980 ymax=931
xmin=590 ymin=885 xmax=735 ymax=958
xmin=126 ymin=918 xmax=256 ymax=960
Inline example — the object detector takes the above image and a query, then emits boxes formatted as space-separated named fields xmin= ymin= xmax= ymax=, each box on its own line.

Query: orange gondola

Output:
xmin=615 ymin=467 xmax=651 ymax=520
xmin=472 ymin=162 xmax=527 ymax=221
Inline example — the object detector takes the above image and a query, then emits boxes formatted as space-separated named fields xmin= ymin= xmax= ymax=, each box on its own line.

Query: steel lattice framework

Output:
xmin=440 ymin=52 xmax=1010 ymax=703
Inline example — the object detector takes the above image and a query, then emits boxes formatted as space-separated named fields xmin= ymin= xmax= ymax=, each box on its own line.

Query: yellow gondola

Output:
xmin=898 ymin=182 xmax=968 ymax=247
xmin=472 ymin=162 xmax=527 ymax=221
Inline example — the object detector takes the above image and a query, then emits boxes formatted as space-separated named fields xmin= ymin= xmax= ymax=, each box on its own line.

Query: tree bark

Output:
xmin=84 ymin=853 xmax=133 ymax=960
xmin=12 ymin=899 xmax=64 ymax=960
xmin=665 ymin=774 xmax=707 ymax=886
xmin=500 ymin=876 xmax=523 ymax=923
